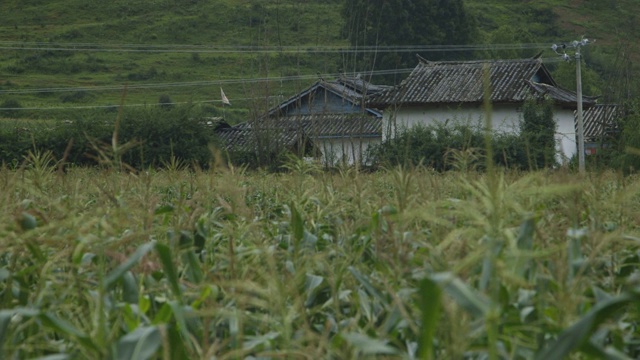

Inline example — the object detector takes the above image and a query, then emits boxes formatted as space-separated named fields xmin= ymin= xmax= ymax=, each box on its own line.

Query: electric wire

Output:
xmin=0 ymin=57 xmax=569 ymax=96
xmin=0 ymin=68 xmax=415 ymax=95
xmin=0 ymin=41 xmax=555 ymax=53
xmin=0 ymin=56 xmax=572 ymax=112
xmin=0 ymin=97 xmax=271 ymax=111
xmin=0 ymin=39 xmax=574 ymax=111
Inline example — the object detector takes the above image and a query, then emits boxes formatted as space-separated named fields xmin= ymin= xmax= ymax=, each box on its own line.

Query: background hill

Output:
xmin=0 ymin=0 xmax=638 ymax=123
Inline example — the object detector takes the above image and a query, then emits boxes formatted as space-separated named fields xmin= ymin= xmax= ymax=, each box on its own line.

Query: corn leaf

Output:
xmin=115 ymin=326 xmax=162 ymax=360
xmin=155 ymin=243 xmax=183 ymax=300
xmin=30 ymin=355 xmax=70 ymax=360
xmin=122 ymin=271 xmax=139 ymax=304
xmin=430 ymin=272 xmax=491 ymax=318
xmin=535 ymin=292 xmax=634 ymax=360
xmin=0 ymin=311 xmax=11 ymax=359
xmin=417 ymin=277 xmax=441 ymax=360
xmin=341 ymin=332 xmax=398 ymax=355
xmin=39 ymin=313 xmax=98 ymax=352
xmin=349 ymin=266 xmax=385 ymax=303
xmin=103 ymin=242 xmax=155 ymax=290
xmin=290 ymin=202 xmax=304 ymax=244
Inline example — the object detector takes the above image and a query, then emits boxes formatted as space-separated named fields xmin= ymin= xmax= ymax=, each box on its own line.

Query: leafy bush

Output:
xmin=60 ymin=90 xmax=96 ymax=103
xmin=369 ymin=122 xmax=528 ymax=171
xmin=594 ymin=103 xmax=640 ymax=173
xmin=118 ymin=105 xmax=217 ymax=168
xmin=0 ymin=99 xmax=22 ymax=118
xmin=0 ymin=122 xmax=33 ymax=166
xmin=158 ymin=94 xmax=174 ymax=111
xmin=0 ymin=105 xmax=220 ymax=169
xmin=521 ymin=97 xmax=557 ymax=169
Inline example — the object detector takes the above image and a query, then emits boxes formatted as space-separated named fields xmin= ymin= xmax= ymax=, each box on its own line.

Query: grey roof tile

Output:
xmin=216 ymin=114 xmax=381 ymax=151
xmin=268 ymin=76 xmax=388 ymax=117
xmin=579 ymin=104 xmax=622 ymax=141
xmin=369 ymin=57 xmax=597 ymax=107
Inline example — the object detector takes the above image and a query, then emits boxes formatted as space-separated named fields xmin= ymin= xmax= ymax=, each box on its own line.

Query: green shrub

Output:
xmin=60 ymin=90 xmax=96 ymax=103
xmin=0 ymin=121 xmax=33 ymax=166
xmin=0 ymin=99 xmax=23 ymax=118
xmin=369 ymin=122 xmax=527 ymax=171
xmin=600 ymin=103 xmax=640 ymax=173
xmin=0 ymin=105 xmax=219 ymax=169
xmin=119 ymin=106 xmax=214 ymax=168
xmin=158 ymin=94 xmax=174 ymax=111
xmin=520 ymin=97 xmax=557 ymax=169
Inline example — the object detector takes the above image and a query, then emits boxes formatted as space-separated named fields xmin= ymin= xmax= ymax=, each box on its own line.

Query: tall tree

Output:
xmin=340 ymin=0 xmax=476 ymax=84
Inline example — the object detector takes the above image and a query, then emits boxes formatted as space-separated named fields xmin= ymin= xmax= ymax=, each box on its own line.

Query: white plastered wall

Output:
xmin=316 ymin=137 xmax=380 ymax=166
xmin=382 ymin=104 xmax=577 ymax=162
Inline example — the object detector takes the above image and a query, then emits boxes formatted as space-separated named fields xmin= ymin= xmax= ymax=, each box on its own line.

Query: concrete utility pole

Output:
xmin=575 ymin=46 xmax=584 ymax=173
xmin=552 ymin=38 xmax=590 ymax=173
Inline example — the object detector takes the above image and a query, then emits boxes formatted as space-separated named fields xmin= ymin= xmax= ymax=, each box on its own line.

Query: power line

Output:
xmin=0 ymin=58 xmax=568 ymax=96
xmin=0 ymin=98 xmax=268 ymax=111
xmin=0 ymin=41 xmax=554 ymax=54
xmin=0 ymin=68 xmax=413 ymax=95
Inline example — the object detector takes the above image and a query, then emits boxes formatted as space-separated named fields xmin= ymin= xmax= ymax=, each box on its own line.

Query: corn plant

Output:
xmin=2 ymin=161 xmax=640 ymax=358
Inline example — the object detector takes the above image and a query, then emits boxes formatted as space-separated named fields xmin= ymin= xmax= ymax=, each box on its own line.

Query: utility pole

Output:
xmin=575 ymin=46 xmax=584 ymax=173
xmin=552 ymin=38 xmax=590 ymax=173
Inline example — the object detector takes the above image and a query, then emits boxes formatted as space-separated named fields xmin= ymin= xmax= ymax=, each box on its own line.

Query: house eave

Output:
xmin=314 ymin=134 xmax=381 ymax=140
xmin=372 ymin=98 xmax=598 ymax=111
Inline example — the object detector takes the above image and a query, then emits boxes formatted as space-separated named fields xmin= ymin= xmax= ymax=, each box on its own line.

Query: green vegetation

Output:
xmin=591 ymin=103 xmax=640 ymax=173
xmin=0 ymin=104 xmax=219 ymax=169
xmin=342 ymin=0 xmax=477 ymax=84
xmin=369 ymin=122 xmax=526 ymax=171
xmin=521 ymin=97 xmax=557 ymax=169
xmin=0 ymin=0 xmax=347 ymax=120
xmin=2 ymin=3 xmax=640 ymax=356
xmin=2 ymin=154 xmax=640 ymax=358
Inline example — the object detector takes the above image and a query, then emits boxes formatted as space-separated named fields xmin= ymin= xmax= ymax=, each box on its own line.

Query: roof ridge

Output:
xmin=418 ymin=57 xmax=542 ymax=66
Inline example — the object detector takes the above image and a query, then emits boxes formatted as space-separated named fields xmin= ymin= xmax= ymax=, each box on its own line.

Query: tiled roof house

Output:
xmin=369 ymin=55 xmax=598 ymax=162
xmin=217 ymin=76 xmax=389 ymax=166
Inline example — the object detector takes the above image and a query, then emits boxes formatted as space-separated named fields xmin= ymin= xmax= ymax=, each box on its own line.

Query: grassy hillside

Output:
xmin=0 ymin=0 xmax=347 ymax=123
xmin=0 ymin=0 xmax=639 ymax=122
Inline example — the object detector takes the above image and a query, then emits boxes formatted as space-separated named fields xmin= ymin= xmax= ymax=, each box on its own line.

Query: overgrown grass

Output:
xmin=2 ymin=153 xmax=640 ymax=358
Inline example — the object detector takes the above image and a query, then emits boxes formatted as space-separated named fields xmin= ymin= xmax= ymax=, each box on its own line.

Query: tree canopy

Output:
xmin=341 ymin=0 xmax=477 ymax=84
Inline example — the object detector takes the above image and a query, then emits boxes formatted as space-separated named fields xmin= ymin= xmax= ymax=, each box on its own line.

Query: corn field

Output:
xmin=1 ymin=152 xmax=640 ymax=359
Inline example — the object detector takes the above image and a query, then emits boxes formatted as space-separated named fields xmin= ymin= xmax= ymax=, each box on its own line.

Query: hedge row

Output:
xmin=0 ymin=105 xmax=220 ymax=169
xmin=368 ymin=122 xmax=543 ymax=171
